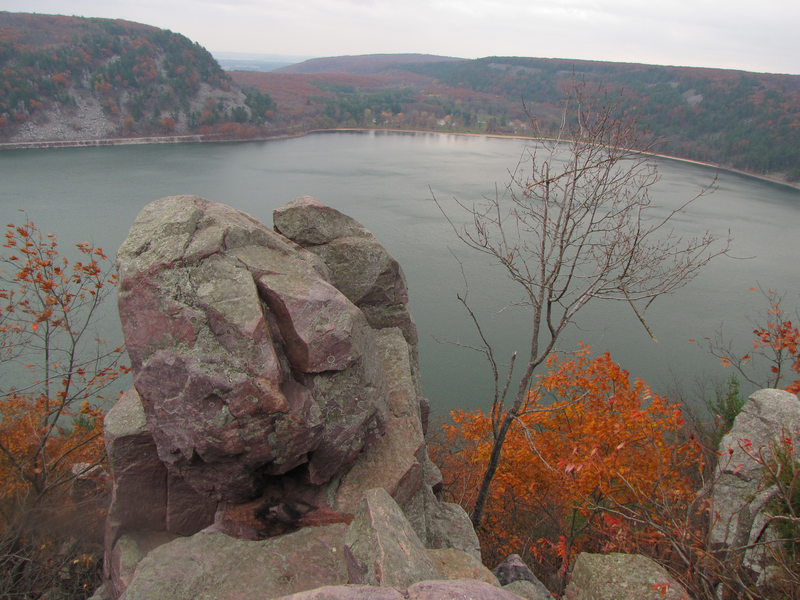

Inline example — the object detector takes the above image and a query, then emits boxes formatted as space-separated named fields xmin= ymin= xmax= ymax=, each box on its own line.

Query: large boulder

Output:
xmin=344 ymin=488 xmax=440 ymax=588
xmin=274 ymin=196 xmax=421 ymax=396
xmin=492 ymin=554 xmax=550 ymax=599
xmin=564 ymin=553 xmax=691 ymax=600
xmin=106 ymin=195 xmax=486 ymax=600
xmin=710 ymin=388 xmax=800 ymax=577
xmin=123 ymin=523 xmax=350 ymax=600
xmin=428 ymin=549 xmax=500 ymax=587
xmin=116 ymin=195 xmax=390 ymax=502
xmin=406 ymin=580 xmax=523 ymax=600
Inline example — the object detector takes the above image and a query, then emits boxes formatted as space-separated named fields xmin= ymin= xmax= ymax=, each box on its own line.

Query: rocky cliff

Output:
xmin=100 ymin=195 xmax=493 ymax=599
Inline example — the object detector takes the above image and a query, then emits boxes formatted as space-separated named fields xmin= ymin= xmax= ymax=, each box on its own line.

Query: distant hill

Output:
xmin=0 ymin=12 xmax=279 ymax=143
xmin=234 ymin=55 xmax=800 ymax=182
xmin=212 ymin=52 xmax=316 ymax=73
xmin=2 ymin=12 xmax=798 ymax=182
xmin=276 ymin=54 xmax=464 ymax=75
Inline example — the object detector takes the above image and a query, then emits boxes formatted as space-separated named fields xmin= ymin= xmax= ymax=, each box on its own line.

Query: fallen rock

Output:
xmin=710 ymin=388 xmax=800 ymax=575
xmin=334 ymin=328 xmax=426 ymax=513
xmin=503 ymin=579 xmax=552 ymax=600
xmin=123 ymin=523 xmax=349 ymax=600
xmin=274 ymin=586 xmax=405 ymax=600
xmin=564 ymin=553 xmax=691 ymax=600
xmin=427 ymin=499 xmax=482 ymax=562
xmin=428 ymin=548 xmax=500 ymax=587
xmin=493 ymin=554 xmax=545 ymax=589
xmin=407 ymin=579 xmax=524 ymax=600
xmin=274 ymin=196 xmax=420 ymax=388
xmin=345 ymin=488 xmax=439 ymax=588
xmin=106 ymin=531 xmax=178 ymax=599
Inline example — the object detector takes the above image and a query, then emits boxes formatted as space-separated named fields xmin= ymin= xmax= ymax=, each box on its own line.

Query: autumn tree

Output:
xmin=0 ymin=219 xmax=127 ymax=596
xmin=432 ymin=346 xmax=701 ymax=582
xmin=432 ymin=80 xmax=729 ymax=529
xmin=696 ymin=286 xmax=800 ymax=394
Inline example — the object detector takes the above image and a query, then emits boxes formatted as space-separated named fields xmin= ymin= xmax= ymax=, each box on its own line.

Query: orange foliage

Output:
xmin=700 ymin=287 xmax=800 ymax=393
xmin=160 ymin=116 xmax=176 ymax=134
xmin=433 ymin=344 xmax=700 ymax=572
xmin=0 ymin=221 xmax=127 ymax=527
xmin=50 ymin=72 xmax=71 ymax=87
xmin=750 ymin=292 xmax=800 ymax=394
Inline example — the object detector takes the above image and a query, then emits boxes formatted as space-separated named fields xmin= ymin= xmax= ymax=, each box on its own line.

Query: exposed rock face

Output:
xmin=274 ymin=196 xmax=421 ymax=399
xmin=123 ymin=524 xmax=350 ymax=600
xmin=492 ymin=554 xmax=550 ymax=599
xmin=117 ymin=195 xmax=389 ymax=502
xmin=502 ymin=580 xmax=552 ymax=600
xmin=428 ymin=549 xmax=500 ymax=587
xmin=405 ymin=580 xmax=523 ymax=600
xmin=344 ymin=488 xmax=440 ymax=588
xmin=106 ymin=195 xmax=483 ymax=600
xmin=564 ymin=553 xmax=691 ymax=600
xmin=710 ymin=388 xmax=800 ymax=576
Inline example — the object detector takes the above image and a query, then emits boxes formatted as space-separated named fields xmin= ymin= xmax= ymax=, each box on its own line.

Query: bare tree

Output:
xmin=433 ymin=80 xmax=731 ymax=529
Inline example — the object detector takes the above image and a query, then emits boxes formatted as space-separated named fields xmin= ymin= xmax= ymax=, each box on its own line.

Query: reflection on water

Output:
xmin=1 ymin=131 xmax=799 ymax=415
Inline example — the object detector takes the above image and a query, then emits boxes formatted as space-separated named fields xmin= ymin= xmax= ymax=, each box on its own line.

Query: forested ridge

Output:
xmin=1 ymin=11 xmax=799 ymax=182
xmin=238 ymin=55 xmax=800 ymax=181
xmin=0 ymin=12 xmax=276 ymax=139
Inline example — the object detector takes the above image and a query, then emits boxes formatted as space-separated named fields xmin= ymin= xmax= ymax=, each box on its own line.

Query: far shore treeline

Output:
xmin=1 ymin=11 xmax=799 ymax=184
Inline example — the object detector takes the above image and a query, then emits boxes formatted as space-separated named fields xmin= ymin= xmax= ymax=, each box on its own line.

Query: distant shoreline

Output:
xmin=2 ymin=128 xmax=798 ymax=193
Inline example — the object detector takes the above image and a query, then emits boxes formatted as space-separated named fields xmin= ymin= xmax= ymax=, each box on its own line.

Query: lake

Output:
xmin=2 ymin=130 xmax=799 ymax=416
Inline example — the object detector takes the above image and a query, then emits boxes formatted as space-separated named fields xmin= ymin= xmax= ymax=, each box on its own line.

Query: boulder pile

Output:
xmin=98 ymin=195 xmax=497 ymax=599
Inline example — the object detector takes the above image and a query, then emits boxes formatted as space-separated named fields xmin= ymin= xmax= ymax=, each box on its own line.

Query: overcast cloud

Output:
xmin=1 ymin=0 xmax=797 ymax=74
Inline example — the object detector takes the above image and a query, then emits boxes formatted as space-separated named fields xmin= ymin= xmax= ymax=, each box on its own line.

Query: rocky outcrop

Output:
xmin=709 ymin=388 xmax=800 ymax=578
xmin=492 ymin=554 xmax=550 ymax=599
xmin=104 ymin=195 xmax=484 ymax=599
xmin=564 ymin=553 xmax=691 ymax=600
xmin=344 ymin=488 xmax=440 ymax=588
xmin=428 ymin=549 xmax=500 ymax=587
xmin=274 ymin=196 xmax=422 ymax=406
xmin=123 ymin=523 xmax=350 ymax=600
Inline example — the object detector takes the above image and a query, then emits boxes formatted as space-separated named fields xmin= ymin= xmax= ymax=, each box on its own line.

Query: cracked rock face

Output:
xmin=117 ymin=196 xmax=389 ymax=503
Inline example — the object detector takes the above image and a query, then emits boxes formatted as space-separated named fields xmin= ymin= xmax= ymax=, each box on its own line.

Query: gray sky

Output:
xmin=2 ymin=0 xmax=798 ymax=75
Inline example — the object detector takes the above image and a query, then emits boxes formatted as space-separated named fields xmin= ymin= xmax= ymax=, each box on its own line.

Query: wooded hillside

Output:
xmin=236 ymin=55 xmax=800 ymax=181
xmin=0 ymin=12 xmax=277 ymax=140
xmin=2 ymin=11 xmax=798 ymax=182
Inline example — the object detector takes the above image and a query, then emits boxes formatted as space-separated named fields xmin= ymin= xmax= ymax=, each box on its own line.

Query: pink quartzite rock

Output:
xmin=427 ymin=549 xmax=500 ymax=586
xmin=274 ymin=197 xmax=420 ymax=387
xmin=344 ymin=488 xmax=439 ymax=588
xmin=116 ymin=196 xmax=389 ymax=503
xmin=274 ymin=586 xmax=405 ymax=600
xmin=407 ymin=579 xmax=523 ymax=600
xmin=710 ymin=388 xmax=800 ymax=575
xmin=123 ymin=523 xmax=350 ymax=600
xmin=492 ymin=554 xmax=550 ymax=599
xmin=107 ymin=531 xmax=177 ymax=599
xmin=103 ymin=388 xmax=217 ymax=561
xmin=564 ymin=553 xmax=691 ymax=600
xmin=334 ymin=329 xmax=425 ymax=513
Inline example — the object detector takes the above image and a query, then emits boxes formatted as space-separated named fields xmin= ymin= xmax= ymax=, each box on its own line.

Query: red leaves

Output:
xmin=1 ymin=219 xmax=128 ymax=514
xmin=433 ymin=344 xmax=701 ymax=570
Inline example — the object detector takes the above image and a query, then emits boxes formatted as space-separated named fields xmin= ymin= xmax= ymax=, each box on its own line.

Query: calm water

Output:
xmin=2 ymin=131 xmax=799 ymax=415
